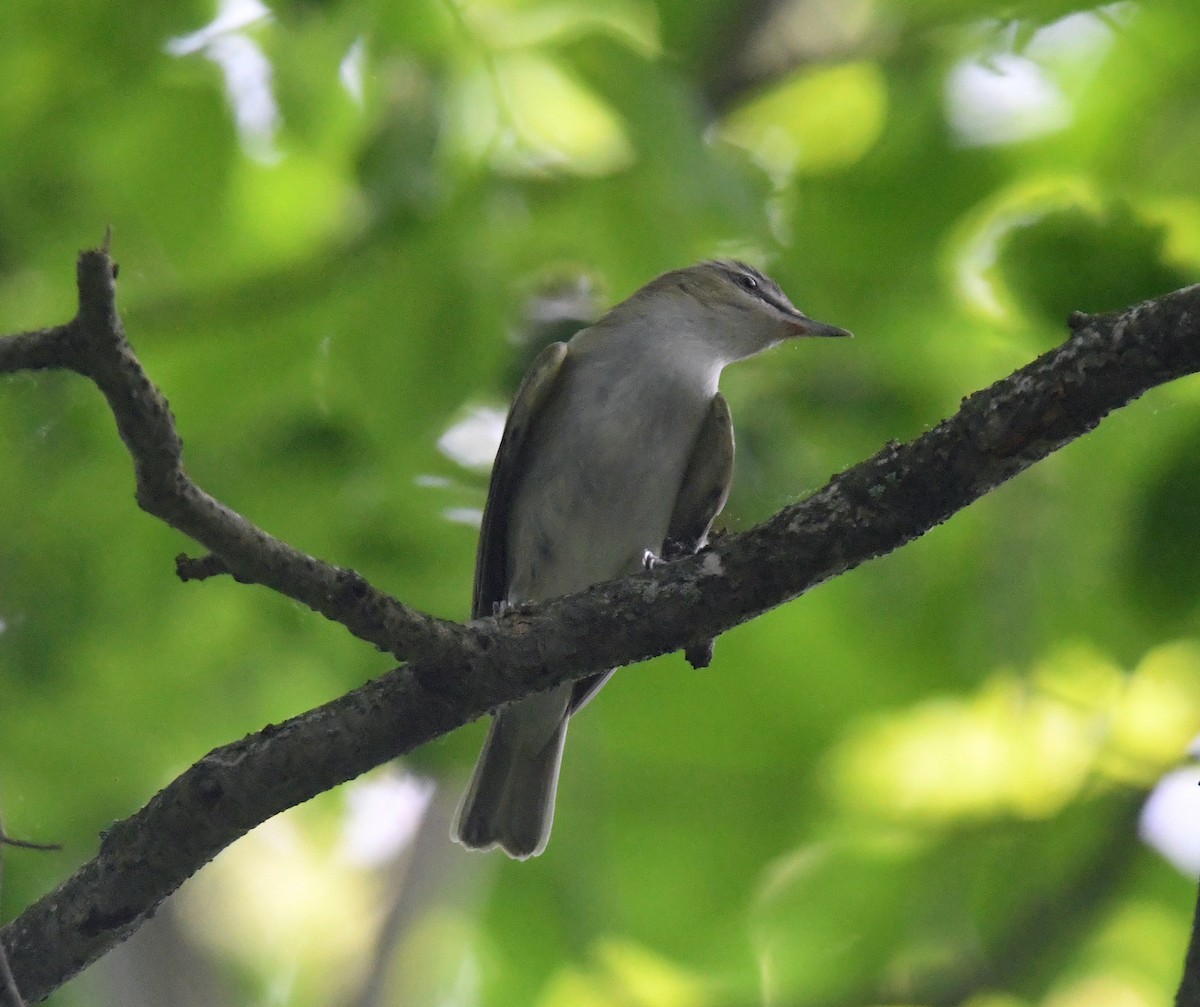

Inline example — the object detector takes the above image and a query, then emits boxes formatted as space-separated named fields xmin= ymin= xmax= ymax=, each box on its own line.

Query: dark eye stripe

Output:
xmin=720 ymin=261 xmax=765 ymax=290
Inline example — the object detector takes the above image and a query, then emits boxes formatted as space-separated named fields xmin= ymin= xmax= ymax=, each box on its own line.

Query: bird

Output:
xmin=452 ymin=260 xmax=851 ymax=859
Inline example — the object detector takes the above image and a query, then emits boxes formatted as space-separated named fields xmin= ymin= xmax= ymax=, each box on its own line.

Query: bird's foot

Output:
xmin=643 ymin=538 xmax=694 ymax=570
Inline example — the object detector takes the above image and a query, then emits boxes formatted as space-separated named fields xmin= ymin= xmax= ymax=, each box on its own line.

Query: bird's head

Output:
xmin=662 ymin=260 xmax=851 ymax=361
xmin=587 ymin=260 xmax=851 ymax=370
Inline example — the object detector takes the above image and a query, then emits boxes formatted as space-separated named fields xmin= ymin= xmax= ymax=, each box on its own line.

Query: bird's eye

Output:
xmin=737 ymin=273 xmax=758 ymax=292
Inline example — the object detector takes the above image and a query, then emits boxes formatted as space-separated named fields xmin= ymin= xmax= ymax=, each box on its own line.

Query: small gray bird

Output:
xmin=453 ymin=260 xmax=850 ymax=859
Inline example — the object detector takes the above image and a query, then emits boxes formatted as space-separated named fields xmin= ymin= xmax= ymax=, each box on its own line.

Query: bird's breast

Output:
xmin=505 ymin=360 xmax=714 ymax=602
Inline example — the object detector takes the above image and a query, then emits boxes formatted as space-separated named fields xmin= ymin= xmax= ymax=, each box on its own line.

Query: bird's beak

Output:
xmin=786 ymin=313 xmax=853 ymax=339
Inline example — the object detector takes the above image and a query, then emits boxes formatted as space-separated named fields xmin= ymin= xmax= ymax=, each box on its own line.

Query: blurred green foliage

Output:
xmin=3 ymin=0 xmax=1200 ymax=1004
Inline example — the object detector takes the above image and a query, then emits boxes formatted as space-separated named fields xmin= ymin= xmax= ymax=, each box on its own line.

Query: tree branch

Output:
xmin=2 ymin=242 xmax=1198 ymax=1000
xmin=0 ymin=248 xmax=464 ymax=665
xmin=0 ymin=824 xmax=59 ymax=1007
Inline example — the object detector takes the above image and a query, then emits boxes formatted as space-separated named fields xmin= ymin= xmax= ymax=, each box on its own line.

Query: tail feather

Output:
xmin=454 ymin=688 xmax=570 ymax=859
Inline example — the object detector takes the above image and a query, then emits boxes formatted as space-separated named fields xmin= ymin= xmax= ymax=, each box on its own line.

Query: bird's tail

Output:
xmin=453 ymin=689 xmax=570 ymax=859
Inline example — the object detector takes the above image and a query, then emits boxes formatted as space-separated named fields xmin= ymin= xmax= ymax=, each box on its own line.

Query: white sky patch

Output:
xmin=340 ymin=769 xmax=436 ymax=866
xmin=166 ymin=0 xmax=271 ymax=49
xmin=1024 ymin=6 xmax=1128 ymax=61
xmin=443 ymin=506 xmax=484 ymax=528
xmin=946 ymin=52 xmax=1071 ymax=146
xmin=945 ymin=7 xmax=1125 ymax=147
xmin=340 ymin=36 xmax=366 ymax=106
xmin=438 ymin=405 xmax=506 ymax=470
xmin=1140 ymin=765 xmax=1200 ymax=877
xmin=166 ymin=0 xmax=281 ymax=163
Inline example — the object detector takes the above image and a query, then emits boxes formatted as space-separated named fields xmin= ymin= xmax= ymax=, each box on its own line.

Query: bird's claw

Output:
xmin=643 ymin=538 xmax=695 ymax=571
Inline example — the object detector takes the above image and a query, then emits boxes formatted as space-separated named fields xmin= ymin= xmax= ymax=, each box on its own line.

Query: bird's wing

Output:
xmin=569 ymin=394 xmax=734 ymax=708
xmin=666 ymin=392 xmax=734 ymax=553
xmin=660 ymin=392 xmax=735 ymax=671
xmin=472 ymin=341 xmax=570 ymax=620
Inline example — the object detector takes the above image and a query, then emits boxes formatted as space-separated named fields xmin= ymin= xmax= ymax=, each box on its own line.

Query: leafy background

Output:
xmin=2 ymin=0 xmax=1200 ymax=1004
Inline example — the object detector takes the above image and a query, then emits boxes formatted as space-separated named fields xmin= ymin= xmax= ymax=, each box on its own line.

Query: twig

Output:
xmin=174 ymin=552 xmax=232 ymax=582
xmin=0 ymin=839 xmax=58 ymax=855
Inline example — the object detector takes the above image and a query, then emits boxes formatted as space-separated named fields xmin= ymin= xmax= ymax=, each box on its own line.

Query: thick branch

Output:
xmin=1 ymin=245 xmax=1198 ymax=1000
xmin=0 ymin=826 xmax=58 ymax=1007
